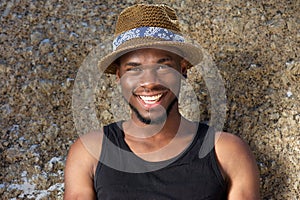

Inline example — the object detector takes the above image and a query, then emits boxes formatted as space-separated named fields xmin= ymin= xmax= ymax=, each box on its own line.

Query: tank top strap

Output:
xmin=100 ymin=121 xmax=210 ymax=167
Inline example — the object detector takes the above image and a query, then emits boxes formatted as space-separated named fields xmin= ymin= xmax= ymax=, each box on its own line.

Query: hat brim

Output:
xmin=98 ymin=38 xmax=203 ymax=74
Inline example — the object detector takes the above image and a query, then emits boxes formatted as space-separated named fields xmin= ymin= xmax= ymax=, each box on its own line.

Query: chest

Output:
xmin=95 ymin=156 xmax=226 ymax=200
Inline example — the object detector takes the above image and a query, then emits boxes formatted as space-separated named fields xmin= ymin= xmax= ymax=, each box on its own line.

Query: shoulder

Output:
xmin=214 ymin=132 xmax=252 ymax=180
xmin=215 ymin=132 xmax=250 ymax=153
xmin=214 ymin=132 xmax=255 ymax=167
xmin=214 ymin=132 xmax=260 ymax=199
xmin=67 ymin=129 xmax=104 ymax=172
xmin=64 ymin=129 xmax=104 ymax=199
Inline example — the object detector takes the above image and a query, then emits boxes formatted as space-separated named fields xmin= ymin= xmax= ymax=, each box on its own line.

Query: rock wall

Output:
xmin=1 ymin=0 xmax=299 ymax=199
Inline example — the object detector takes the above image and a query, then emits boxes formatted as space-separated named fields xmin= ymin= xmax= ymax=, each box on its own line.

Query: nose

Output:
xmin=139 ymin=67 xmax=159 ymax=87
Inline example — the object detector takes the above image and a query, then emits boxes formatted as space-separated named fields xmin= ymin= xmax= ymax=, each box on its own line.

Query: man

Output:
xmin=64 ymin=4 xmax=260 ymax=199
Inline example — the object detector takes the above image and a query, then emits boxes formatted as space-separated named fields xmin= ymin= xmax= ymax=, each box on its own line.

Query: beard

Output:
xmin=129 ymin=98 xmax=178 ymax=125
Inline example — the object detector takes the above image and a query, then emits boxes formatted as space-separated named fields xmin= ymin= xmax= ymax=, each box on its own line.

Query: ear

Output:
xmin=180 ymin=59 xmax=188 ymax=78
xmin=116 ymin=68 xmax=121 ymax=83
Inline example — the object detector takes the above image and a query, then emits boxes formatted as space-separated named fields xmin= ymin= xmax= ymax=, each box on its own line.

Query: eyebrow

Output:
xmin=157 ymin=56 xmax=173 ymax=64
xmin=123 ymin=56 xmax=174 ymax=67
xmin=124 ymin=62 xmax=141 ymax=67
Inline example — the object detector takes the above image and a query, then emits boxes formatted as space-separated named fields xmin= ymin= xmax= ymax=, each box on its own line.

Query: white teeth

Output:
xmin=139 ymin=94 xmax=163 ymax=104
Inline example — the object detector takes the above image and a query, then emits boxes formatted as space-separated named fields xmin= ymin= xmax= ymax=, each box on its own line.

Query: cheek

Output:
xmin=119 ymin=69 xmax=182 ymax=97
xmin=120 ymin=74 xmax=140 ymax=89
xmin=119 ymin=76 xmax=138 ymax=100
xmin=157 ymin=72 xmax=182 ymax=94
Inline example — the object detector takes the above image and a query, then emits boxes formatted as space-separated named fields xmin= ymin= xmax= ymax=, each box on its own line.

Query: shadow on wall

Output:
xmin=218 ymin=48 xmax=294 ymax=199
xmin=257 ymin=146 xmax=290 ymax=199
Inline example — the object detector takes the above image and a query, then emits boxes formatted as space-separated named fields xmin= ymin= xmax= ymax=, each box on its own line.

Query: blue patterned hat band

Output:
xmin=112 ymin=26 xmax=185 ymax=51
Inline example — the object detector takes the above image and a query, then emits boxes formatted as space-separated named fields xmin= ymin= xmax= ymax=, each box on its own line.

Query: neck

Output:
xmin=124 ymin=105 xmax=182 ymax=140
xmin=122 ymin=108 xmax=198 ymax=159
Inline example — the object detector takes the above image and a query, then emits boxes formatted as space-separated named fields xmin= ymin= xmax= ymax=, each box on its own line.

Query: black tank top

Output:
xmin=94 ymin=122 xmax=227 ymax=200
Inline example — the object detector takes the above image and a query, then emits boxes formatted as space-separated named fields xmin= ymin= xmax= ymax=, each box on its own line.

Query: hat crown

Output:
xmin=115 ymin=4 xmax=181 ymax=36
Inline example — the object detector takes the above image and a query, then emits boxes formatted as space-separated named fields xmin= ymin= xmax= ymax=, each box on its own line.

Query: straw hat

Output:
xmin=99 ymin=4 xmax=203 ymax=74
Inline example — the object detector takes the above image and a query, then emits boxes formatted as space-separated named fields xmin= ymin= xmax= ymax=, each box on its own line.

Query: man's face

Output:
xmin=116 ymin=48 xmax=186 ymax=125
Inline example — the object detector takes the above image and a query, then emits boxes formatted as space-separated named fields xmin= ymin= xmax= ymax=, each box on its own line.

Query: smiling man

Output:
xmin=64 ymin=4 xmax=260 ymax=200
xmin=117 ymin=49 xmax=183 ymax=126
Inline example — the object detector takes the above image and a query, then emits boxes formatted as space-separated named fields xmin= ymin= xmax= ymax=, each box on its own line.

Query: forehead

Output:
xmin=119 ymin=48 xmax=180 ymax=63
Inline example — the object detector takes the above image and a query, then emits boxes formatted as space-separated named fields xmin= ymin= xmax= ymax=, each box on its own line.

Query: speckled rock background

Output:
xmin=0 ymin=0 xmax=299 ymax=199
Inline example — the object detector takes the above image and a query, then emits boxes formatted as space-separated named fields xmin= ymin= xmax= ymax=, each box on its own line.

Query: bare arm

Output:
xmin=64 ymin=131 xmax=103 ymax=200
xmin=215 ymin=132 xmax=260 ymax=200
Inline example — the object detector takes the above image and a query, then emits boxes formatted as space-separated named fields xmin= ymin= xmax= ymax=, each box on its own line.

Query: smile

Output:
xmin=138 ymin=93 xmax=163 ymax=105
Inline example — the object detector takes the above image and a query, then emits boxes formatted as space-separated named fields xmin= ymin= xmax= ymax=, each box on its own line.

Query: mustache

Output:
xmin=129 ymin=98 xmax=178 ymax=125
xmin=133 ymin=84 xmax=169 ymax=93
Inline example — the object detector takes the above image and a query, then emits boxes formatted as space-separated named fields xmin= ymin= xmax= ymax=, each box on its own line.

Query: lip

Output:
xmin=134 ymin=92 xmax=167 ymax=109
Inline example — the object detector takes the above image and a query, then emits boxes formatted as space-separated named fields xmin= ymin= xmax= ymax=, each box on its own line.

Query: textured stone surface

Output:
xmin=0 ymin=0 xmax=299 ymax=199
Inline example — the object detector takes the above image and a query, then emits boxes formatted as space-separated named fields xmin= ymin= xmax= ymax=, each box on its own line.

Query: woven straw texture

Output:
xmin=100 ymin=4 xmax=202 ymax=74
xmin=115 ymin=4 xmax=181 ymax=36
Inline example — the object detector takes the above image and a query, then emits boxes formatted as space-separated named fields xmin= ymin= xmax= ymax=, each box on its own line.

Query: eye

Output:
xmin=126 ymin=66 xmax=143 ymax=73
xmin=126 ymin=66 xmax=137 ymax=71
xmin=157 ymin=64 xmax=170 ymax=70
